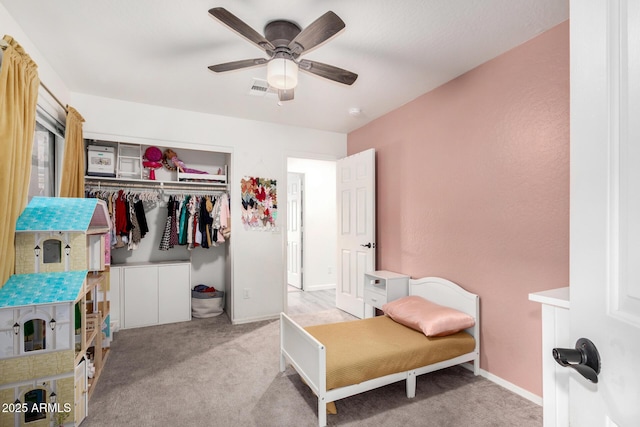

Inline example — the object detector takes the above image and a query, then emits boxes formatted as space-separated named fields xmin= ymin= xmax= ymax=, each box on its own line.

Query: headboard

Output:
xmin=409 ymin=277 xmax=480 ymax=351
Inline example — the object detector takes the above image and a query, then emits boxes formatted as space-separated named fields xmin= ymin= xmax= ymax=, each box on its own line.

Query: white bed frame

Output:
xmin=280 ymin=276 xmax=480 ymax=427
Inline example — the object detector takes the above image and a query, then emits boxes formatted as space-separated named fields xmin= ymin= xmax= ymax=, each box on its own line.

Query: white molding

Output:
xmin=608 ymin=0 xmax=640 ymax=329
xmin=477 ymin=366 xmax=543 ymax=406
xmin=303 ymin=284 xmax=336 ymax=292
xmin=231 ymin=313 xmax=279 ymax=325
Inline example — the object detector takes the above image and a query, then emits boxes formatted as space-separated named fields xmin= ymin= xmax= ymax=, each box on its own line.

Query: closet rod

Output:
xmin=1 ymin=39 xmax=69 ymax=114
xmin=85 ymin=180 xmax=227 ymax=193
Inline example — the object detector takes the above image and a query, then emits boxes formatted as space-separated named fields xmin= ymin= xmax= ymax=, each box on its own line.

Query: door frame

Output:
xmin=283 ymin=153 xmax=341 ymax=313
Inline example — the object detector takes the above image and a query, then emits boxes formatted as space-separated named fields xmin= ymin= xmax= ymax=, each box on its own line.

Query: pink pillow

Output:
xmin=382 ymin=295 xmax=475 ymax=337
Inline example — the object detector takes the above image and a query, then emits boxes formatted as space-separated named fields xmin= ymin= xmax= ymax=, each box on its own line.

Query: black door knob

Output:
xmin=553 ymin=338 xmax=601 ymax=383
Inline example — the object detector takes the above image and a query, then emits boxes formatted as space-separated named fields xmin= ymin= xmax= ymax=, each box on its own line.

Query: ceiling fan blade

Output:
xmin=298 ymin=59 xmax=358 ymax=85
xmin=208 ymin=58 xmax=268 ymax=73
xmin=209 ymin=7 xmax=275 ymax=53
xmin=278 ymin=89 xmax=294 ymax=102
xmin=288 ymin=11 xmax=345 ymax=57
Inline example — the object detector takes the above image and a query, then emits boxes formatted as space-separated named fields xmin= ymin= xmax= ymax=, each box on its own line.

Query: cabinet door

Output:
xmin=123 ymin=266 xmax=158 ymax=328
xmin=108 ymin=267 xmax=121 ymax=330
xmin=158 ymin=264 xmax=191 ymax=324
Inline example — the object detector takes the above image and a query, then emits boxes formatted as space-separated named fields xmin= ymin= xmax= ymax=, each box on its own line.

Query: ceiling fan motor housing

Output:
xmin=264 ymin=20 xmax=301 ymax=49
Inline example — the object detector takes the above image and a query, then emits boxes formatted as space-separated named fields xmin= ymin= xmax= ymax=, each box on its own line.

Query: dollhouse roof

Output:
xmin=0 ymin=270 xmax=88 ymax=308
xmin=15 ymin=197 xmax=111 ymax=233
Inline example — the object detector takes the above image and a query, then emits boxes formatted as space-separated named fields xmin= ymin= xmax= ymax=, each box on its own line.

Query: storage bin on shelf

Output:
xmin=191 ymin=285 xmax=224 ymax=318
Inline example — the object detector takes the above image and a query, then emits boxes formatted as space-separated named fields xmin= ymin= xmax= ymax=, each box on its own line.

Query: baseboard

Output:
xmin=473 ymin=366 xmax=542 ymax=406
xmin=231 ymin=313 xmax=280 ymax=325
xmin=303 ymin=283 xmax=336 ymax=292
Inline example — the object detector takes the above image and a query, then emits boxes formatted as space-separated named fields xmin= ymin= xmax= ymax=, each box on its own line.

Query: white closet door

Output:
xmin=123 ymin=266 xmax=159 ymax=328
xmin=158 ymin=263 xmax=191 ymax=324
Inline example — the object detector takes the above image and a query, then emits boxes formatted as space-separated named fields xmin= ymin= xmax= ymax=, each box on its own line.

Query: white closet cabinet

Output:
xmin=108 ymin=266 xmax=122 ymax=331
xmin=158 ymin=263 xmax=191 ymax=324
xmin=121 ymin=262 xmax=191 ymax=329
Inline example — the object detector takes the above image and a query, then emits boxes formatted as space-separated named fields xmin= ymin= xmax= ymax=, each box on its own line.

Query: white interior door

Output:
xmin=336 ymin=149 xmax=375 ymax=318
xmin=287 ymin=172 xmax=303 ymax=289
xmin=570 ymin=1 xmax=640 ymax=425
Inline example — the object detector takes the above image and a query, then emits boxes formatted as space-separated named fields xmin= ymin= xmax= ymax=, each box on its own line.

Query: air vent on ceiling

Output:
xmin=248 ymin=78 xmax=278 ymax=98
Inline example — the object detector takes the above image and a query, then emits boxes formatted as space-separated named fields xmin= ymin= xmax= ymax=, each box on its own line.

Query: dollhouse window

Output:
xmin=23 ymin=319 xmax=46 ymax=352
xmin=42 ymin=239 xmax=62 ymax=264
xmin=23 ymin=388 xmax=46 ymax=422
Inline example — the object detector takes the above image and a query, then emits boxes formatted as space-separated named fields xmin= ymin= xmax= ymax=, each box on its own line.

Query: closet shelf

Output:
xmin=84 ymin=176 xmax=227 ymax=192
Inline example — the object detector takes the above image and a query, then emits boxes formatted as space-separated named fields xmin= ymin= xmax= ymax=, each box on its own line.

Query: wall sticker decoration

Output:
xmin=240 ymin=176 xmax=277 ymax=230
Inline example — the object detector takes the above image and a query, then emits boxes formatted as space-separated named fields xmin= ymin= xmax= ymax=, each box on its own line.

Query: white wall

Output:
xmin=287 ymin=158 xmax=337 ymax=291
xmin=1 ymin=3 xmax=69 ymax=122
xmin=72 ymin=93 xmax=347 ymax=323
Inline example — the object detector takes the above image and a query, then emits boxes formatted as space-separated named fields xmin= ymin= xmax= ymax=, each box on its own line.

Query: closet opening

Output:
xmin=83 ymin=139 xmax=232 ymax=326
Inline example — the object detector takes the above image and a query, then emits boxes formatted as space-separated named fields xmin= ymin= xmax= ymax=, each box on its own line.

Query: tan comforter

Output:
xmin=304 ymin=315 xmax=475 ymax=391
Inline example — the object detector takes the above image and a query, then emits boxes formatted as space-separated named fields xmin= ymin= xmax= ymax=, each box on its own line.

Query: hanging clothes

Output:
xmin=169 ymin=196 xmax=179 ymax=247
xmin=199 ymin=196 xmax=212 ymax=249
xmin=88 ymin=188 xmax=230 ymax=252
xmin=178 ymin=195 xmax=190 ymax=245
xmin=187 ymin=196 xmax=198 ymax=250
xmin=194 ymin=197 xmax=203 ymax=247
xmin=114 ymin=190 xmax=128 ymax=248
xmin=127 ymin=196 xmax=142 ymax=250
xmin=134 ymin=200 xmax=149 ymax=238
xmin=159 ymin=196 xmax=175 ymax=251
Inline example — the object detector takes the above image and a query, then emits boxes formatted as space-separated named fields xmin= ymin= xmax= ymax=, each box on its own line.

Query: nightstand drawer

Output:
xmin=364 ymin=289 xmax=386 ymax=309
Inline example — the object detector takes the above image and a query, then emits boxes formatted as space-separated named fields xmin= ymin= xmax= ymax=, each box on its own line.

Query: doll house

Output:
xmin=0 ymin=197 xmax=111 ymax=427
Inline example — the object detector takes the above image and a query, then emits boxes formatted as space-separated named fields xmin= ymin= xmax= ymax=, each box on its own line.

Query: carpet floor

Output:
xmin=83 ymin=309 xmax=542 ymax=427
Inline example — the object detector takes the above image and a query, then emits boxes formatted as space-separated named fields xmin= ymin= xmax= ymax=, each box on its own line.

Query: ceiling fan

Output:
xmin=208 ymin=7 xmax=358 ymax=102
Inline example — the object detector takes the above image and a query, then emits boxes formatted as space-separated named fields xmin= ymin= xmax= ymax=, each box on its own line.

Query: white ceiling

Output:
xmin=1 ymin=0 xmax=568 ymax=134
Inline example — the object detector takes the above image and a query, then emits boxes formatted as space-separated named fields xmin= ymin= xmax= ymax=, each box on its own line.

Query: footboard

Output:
xmin=280 ymin=312 xmax=328 ymax=425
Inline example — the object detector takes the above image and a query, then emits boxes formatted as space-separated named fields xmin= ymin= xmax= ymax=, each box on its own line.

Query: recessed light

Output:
xmin=348 ymin=107 xmax=362 ymax=117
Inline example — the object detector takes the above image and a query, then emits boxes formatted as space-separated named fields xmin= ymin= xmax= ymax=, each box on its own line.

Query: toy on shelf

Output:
xmin=163 ymin=148 xmax=208 ymax=174
xmin=143 ymin=146 xmax=163 ymax=180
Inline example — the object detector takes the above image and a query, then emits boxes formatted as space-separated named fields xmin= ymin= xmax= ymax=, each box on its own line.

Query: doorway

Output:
xmin=286 ymin=157 xmax=337 ymax=314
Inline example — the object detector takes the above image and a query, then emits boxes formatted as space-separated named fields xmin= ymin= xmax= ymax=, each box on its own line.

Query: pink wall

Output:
xmin=348 ymin=21 xmax=569 ymax=397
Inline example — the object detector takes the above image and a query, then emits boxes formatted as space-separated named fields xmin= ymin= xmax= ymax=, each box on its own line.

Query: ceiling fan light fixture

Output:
xmin=267 ymin=58 xmax=298 ymax=90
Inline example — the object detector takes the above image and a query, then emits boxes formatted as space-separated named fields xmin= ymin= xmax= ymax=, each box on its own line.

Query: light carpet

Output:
xmin=83 ymin=310 xmax=542 ymax=426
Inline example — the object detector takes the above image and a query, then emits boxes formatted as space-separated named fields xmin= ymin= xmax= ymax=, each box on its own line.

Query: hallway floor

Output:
xmin=287 ymin=287 xmax=336 ymax=315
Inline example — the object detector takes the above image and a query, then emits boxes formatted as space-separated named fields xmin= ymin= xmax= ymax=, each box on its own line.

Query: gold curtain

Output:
xmin=0 ymin=35 xmax=40 ymax=287
xmin=59 ymin=106 xmax=86 ymax=197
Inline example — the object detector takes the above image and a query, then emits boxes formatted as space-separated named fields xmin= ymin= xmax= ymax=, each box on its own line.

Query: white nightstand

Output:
xmin=364 ymin=270 xmax=410 ymax=315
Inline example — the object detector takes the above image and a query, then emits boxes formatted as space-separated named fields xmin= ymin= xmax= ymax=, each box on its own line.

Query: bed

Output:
xmin=279 ymin=276 xmax=480 ymax=427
